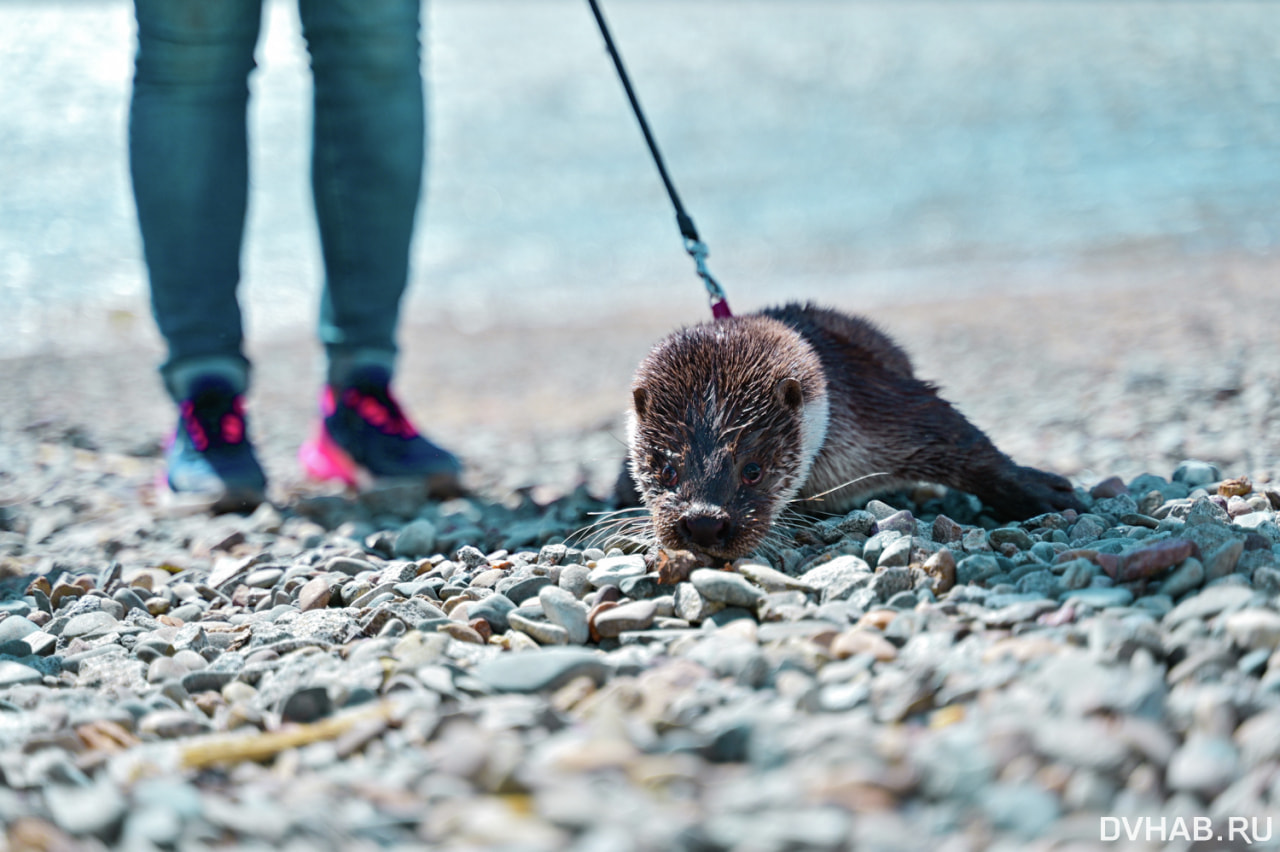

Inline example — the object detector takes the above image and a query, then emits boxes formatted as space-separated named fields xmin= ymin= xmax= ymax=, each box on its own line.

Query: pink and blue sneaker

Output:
xmin=162 ymin=376 xmax=267 ymax=513
xmin=298 ymin=366 xmax=462 ymax=496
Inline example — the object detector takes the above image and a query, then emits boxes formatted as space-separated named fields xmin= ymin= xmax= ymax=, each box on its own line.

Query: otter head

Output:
xmin=628 ymin=315 xmax=829 ymax=563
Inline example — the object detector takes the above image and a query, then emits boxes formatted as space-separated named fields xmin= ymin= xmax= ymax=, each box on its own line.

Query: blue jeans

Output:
xmin=130 ymin=0 xmax=425 ymax=401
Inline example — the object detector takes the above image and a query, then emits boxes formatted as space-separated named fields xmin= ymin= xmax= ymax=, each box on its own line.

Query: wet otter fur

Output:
xmin=627 ymin=302 xmax=1084 ymax=562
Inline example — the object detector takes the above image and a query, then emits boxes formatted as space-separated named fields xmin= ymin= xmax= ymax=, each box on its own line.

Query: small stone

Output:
xmin=297 ymin=577 xmax=332 ymax=611
xmin=980 ymin=783 xmax=1060 ymax=837
xmin=508 ymin=612 xmax=570 ymax=646
xmin=1062 ymin=587 xmax=1133 ymax=608
xmin=503 ymin=575 xmax=553 ymax=605
xmin=1186 ymin=497 xmax=1230 ymax=526
xmin=674 ymin=583 xmax=720 ymax=623
xmin=837 ymin=509 xmax=877 ymax=536
xmin=394 ymin=519 xmax=439 ymax=558
xmin=244 ymin=567 xmax=283 ymax=589
xmin=877 ymin=510 xmax=916 ymax=536
xmin=1224 ymin=609 xmax=1280 ymax=652
xmin=468 ymin=593 xmax=516 ymax=634
xmin=592 ymin=600 xmax=658 ymax=638
xmin=1158 ymin=557 xmax=1205 ymax=599
xmin=957 ymin=554 xmax=1002 ymax=586
xmin=326 ymin=556 xmax=376 ymax=576
xmin=280 ymin=686 xmax=333 ymax=724
xmin=44 ymin=781 xmax=127 ymax=840
xmin=876 ymin=536 xmax=913 ymax=568
xmin=0 ymin=615 xmax=40 ymax=644
xmin=557 ymin=564 xmax=591 ymax=598
xmin=61 ymin=611 xmax=120 ymax=640
xmin=1203 ymin=538 xmax=1244 ymax=580
xmin=830 ymin=628 xmax=898 ymax=662
xmin=471 ymin=647 xmax=611 ymax=693
xmin=439 ymin=621 xmax=488 ymax=645
xmin=1164 ymin=584 xmax=1254 ymax=629
xmin=921 ymin=548 xmax=957 ymax=594
xmin=138 ymin=709 xmax=211 ymax=739
xmin=799 ymin=555 xmax=871 ymax=603
xmin=931 ymin=514 xmax=963 ymax=544
xmin=989 ymin=527 xmax=1034 ymax=551
xmin=539 ymin=586 xmax=590 ymax=645
xmin=1115 ymin=538 xmax=1195 ymax=582
xmin=1166 ymin=735 xmax=1240 ymax=798
xmin=1090 ymin=476 xmax=1129 ymax=499
xmin=0 ymin=660 xmax=43 ymax=686
xmin=587 ymin=555 xmax=647 ymax=588
xmin=1172 ymin=460 xmax=1221 ymax=487
xmin=690 ymin=569 xmax=765 ymax=609
xmin=869 ymin=566 xmax=912 ymax=602
xmin=735 ymin=561 xmax=815 ymax=594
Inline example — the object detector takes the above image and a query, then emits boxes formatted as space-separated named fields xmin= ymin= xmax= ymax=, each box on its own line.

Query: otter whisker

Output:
xmin=790 ymin=471 xmax=893 ymax=505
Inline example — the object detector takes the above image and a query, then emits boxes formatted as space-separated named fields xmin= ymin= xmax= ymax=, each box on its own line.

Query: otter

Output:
xmin=627 ymin=302 xmax=1084 ymax=563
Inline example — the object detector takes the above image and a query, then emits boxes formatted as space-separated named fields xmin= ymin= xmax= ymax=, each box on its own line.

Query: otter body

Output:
xmin=628 ymin=303 xmax=1083 ymax=562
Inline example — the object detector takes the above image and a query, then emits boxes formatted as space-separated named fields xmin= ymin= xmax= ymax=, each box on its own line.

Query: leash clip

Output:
xmin=684 ymin=237 xmax=731 ymax=318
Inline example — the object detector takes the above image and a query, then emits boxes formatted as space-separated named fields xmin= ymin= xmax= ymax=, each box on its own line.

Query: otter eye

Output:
xmin=659 ymin=463 xmax=679 ymax=489
xmin=742 ymin=462 xmax=763 ymax=485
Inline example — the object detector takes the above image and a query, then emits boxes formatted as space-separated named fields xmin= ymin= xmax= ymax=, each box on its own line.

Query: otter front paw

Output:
xmin=983 ymin=465 xmax=1086 ymax=520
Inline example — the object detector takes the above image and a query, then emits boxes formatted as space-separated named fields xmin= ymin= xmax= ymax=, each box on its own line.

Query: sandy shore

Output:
xmin=3 ymin=249 xmax=1277 ymax=511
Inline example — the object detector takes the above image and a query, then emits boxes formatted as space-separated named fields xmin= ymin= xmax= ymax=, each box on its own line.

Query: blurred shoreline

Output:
xmin=3 ymin=0 xmax=1279 ymax=356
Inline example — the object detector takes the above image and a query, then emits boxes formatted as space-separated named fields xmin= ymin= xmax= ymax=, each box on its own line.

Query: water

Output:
xmin=2 ymin=0 xmax=1278 ymax=355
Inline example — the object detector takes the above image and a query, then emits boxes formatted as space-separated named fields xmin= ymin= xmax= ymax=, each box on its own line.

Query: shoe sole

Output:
xmin=299 ymin=426 xmax=464 ymax=499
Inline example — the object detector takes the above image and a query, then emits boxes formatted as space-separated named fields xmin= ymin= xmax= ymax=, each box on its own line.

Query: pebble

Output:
xmin=472 ymin=647 xmax=611 ymax=692
xmin=538 ymin=586 xmax=590 ymax=645
xmin=393 ymin=519 xmax=438 ymax=557
xmin=592 ymin=600 xmax=658 ymax=638
xmin=1062 ymin=587 xmax=1134 ymax=608
xmin=5 ymin=445 xmax=1280 ymax=850
xmin=690 ymin=569 xmax=766 ymax=609
xmin=1166 ymin=735 xmax=1241 ymax=798
xmin=44 ymin=781 xmax=127 ymax=839
xmin=587 ymin=555 xmax=647 ymax=588
xmin=1223 ymin=608 xmax=1280 ymax=651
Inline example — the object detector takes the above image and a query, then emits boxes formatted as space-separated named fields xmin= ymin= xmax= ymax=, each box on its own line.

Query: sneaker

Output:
xmin=162 ymin=376 xmax=267 ymax=513
xmin=298 ymin=366 xmax=463 ymax=496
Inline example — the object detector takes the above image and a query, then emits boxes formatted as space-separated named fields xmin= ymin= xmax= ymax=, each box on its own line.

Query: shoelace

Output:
xmin=179 ymin=392 xmax=247 ymax=453
xmin=339 ymin=385 xmax=419 ymax=439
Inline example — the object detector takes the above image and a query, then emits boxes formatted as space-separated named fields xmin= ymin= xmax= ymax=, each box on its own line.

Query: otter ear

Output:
xmin=633 ymin=386 xmax=649 ymax=420
xmin=775 ymin=377 xmax=804 ymax=410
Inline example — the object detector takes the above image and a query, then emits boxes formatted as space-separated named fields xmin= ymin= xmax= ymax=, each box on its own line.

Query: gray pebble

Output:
xmin=1172 ymin=459 xmax=1221 ymax=487
xmin=502 ymin=575 xmax=553 ymax=605
xmin=61 ymin=610 xmax=119 ymax=639
xmin=593 ymin=600 xmax=658 ymax=638
xmin=1166 ymin=734 xmax=1240 ymax=797
xmin=989 ymin=526 xmax=1034 ymax=551
xmin=509 ymin=611 xmax=570 ymax=645
xmin=1062 ymin=587 xmax=1134 ymax=608
xmin=1158 ymin=557 xmax=1205 ymax=598
xmin=539 ymin=586 xmax=589 ymax=645
xmin=690 ymin=569 xmax=765 ymax=609
xmin=587 ymin=555 xmax=647 ymax=588
xmin=468 ymin=593 xmax=516 ymax=633
xmin=44 ymin=780 xmax=127 ymax=839
xmin=471 ymin=647 xmax=611 ymax=692
xmin=394 ymin=519 xmax=438 ymax=558
xmin=0 ymin=660 xmax=43 ymax=687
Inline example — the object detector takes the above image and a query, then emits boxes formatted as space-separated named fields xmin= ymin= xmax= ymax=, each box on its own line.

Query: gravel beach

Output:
xmin=3 ymin=255 xmax=1280 ymax=851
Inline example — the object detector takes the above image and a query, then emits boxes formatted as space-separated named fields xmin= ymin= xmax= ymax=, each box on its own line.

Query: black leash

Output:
xmin=586 ymin=0 xmax=731 ymax=319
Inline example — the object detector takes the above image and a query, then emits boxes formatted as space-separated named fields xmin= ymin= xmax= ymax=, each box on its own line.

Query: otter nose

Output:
xmin=679 ymin=513 xmax=729 ymax=549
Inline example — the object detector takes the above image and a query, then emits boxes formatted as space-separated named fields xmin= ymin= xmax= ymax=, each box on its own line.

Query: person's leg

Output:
xmin=130 ymin=0 xmax=264 ymax=400
xmin=298 ymin=0 xmax=424 ymax=385
xmin=297 ymin=0 xmax=461 ymax=494
xmin=130 ymin=0 xmax=267 ymax=509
